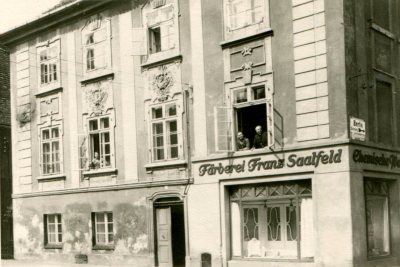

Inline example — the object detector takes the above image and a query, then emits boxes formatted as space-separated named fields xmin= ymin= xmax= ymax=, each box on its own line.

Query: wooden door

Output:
xmin=156 ymin=207 xmax=173 ymax=267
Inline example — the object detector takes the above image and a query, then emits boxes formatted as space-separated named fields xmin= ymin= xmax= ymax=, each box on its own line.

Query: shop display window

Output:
xmin=229 ymin=180 xmax=314 ymax=260
xmin=365 ymin=179 xmax=390 ymax=257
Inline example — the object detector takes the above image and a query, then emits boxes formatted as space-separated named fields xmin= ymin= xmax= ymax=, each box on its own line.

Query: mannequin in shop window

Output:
xmin=236 ymin=132 xmax=250 ymax=151
xmin=252 ymin=125 xmax=268 ymax=149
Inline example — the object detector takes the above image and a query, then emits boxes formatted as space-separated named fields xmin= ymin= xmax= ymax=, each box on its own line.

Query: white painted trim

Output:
xmin=67 ymin=31 xmax=80 ymax=188
xmin=190 ymin=0 xmax=207 ymax=157
xmin=119 ymin=10 xmax=138 ymax=181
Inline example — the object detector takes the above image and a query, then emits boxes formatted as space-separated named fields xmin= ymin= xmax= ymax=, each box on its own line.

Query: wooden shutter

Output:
xmin=214 ymin=106 xmax=233 ymax=152
xmin=78 ymin=133 xmax=89 ymax=171
xmin=132 ymin=28 xmax=148 ymax=56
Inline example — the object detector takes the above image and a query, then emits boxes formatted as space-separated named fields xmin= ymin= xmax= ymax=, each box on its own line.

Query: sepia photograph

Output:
xmin=0 ymin=0 xmax=399 ymax=266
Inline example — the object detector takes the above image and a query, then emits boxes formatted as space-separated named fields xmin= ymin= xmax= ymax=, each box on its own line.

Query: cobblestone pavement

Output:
xmin=0 ymin=259 xmax=128 ymax=267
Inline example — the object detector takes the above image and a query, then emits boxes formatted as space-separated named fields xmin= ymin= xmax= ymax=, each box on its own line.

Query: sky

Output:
xmin=0 ymin=0 xmax=62 ymax=34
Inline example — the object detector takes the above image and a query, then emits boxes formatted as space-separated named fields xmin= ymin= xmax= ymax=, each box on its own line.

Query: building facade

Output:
xmin=0 ymin=0 xmax=400 ymax=267
xmin=0 ymin=43 xmax=13 ymax=259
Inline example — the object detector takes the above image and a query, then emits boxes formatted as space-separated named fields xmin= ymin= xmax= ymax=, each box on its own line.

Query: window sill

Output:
xmin=141 ymin=53 xmax=182 ymax=69
xmin=92 ymin=244 xmax=114 ymax=251
xmin=220 ymin=28 xmax=273 ymax=49
xmin=83 ymin=168 xmax=118 ymax=177
xmin=35 ymin=87 xmax=63 ymax=98
xmin=44 ymin=244 xmax=63 ymax=249
xmin=145 ymin=160 xmax=187 ymax=172
xmin=80 ymin=72 xmax=114 ymax=85
xmin=37 ymin=174 xmax=66 ymax=181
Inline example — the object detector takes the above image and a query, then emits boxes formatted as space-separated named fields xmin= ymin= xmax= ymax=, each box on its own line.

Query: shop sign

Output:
xmin=353 ymin=149 xmax=400 ymax=169
xmin=350 ymin=117 xmax=366 ymax=141
xmin=198 ymin=149 xmax=342 ymax=176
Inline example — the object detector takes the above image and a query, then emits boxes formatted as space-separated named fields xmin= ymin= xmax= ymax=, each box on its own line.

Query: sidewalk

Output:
xmin=1 ymin=259 xmax=127 ymax=267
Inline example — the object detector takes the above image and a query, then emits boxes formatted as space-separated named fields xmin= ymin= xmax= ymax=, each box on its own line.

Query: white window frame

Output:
xmin=87 ymin=115 xmax=114 ymax=170
xmin=40 ymin=125 xmax=63 ymax=176
xmin=149 ymin=101 xmax=182 ymax=162
xmin=45 ymin=214 xmax=62 ymax=246
xmin=36 ymin=38 xmax=61 ymax=92
xmin=93 ymin=212 xmax=114 ymax=246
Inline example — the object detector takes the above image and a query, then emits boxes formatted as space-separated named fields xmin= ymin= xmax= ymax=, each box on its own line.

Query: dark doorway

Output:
xmin=154 ymin=199 xmax=185 ymax=267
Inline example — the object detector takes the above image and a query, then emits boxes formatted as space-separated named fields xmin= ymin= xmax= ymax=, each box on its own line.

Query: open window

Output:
xmin=88 ymin=116 xmax=112 ymax=169
xmin=215 ymin=84 xmax=274 ymax=152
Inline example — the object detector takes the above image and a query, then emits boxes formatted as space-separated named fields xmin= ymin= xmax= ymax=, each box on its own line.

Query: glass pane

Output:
xmin=155 ymin=136 xmax=164 ymax=147
xmin=152 ymin=106 xmax=163 ymax=119
xmin=267 ymin=207 xmax=281 ymax=241
xmin=96 ymin=213 xmax=105 ymax=223
xmin=97 ymin=224 xmax=106 ymax=233
xmin=286 ymin=206 xmax=297 ymax=241
xmin=104 ymin=156 xmax=111 ymax=166
xmin=243 ymin=208 xmax=258 ymax=241
xmin=169 ymin=134 xmax=178 ymax=145
xmin=252 ymin=86 xmax=265 ymax=100
xmin=103 ymin=132 xmax=110 ymax=143
xmin=107 ymin=213 xmax=113 ymax=222
xmin=48 ymin=215 xmax=55 ymax=223
xmin=155 ymin=148 xmax=164 ymax=160
xmin=42 ymin=130 xmax=50 ymax=140
xmin=89 ymin=120 xmax=98 ymax=131
xmin=167 ymin=120 xmax=177 ymax=132
xmin=49 ymin=224 xmax=56 ymax=233
xmin=153 ymin=123 xmax=163 ymax=135
xmin=97 ymin=234 xmax=106 ymax=243
xmin=366 ymin=196 xmax=390 ymax=257
xmin=100 ymin=117 xmax=109 ymax=129
xmin=108 ymin=234 xmax=114 ymax=242
xmin=170 ymin=147 xmax=178 ymax=159
xmin=166 ymin=104 xmax=176 ymax=116
xmin=48 ymin=233 xmax=56 ymax=243
xmin=105 ymin=144 xmax=110 ymax=154
xmin=57 ymin=223 xmax=62 ymax=233
xmin=234 ymin=89 xmax=247 ymax=103
xmin=40 ymin=51 xmax=47 ymax=61
xmin=108 ymin=223 xmax=113 ymax=233
xmin=58 ymin=233 xmax=62 ymax=242
xmin=94 ymin=28 xmax=106 ymax=43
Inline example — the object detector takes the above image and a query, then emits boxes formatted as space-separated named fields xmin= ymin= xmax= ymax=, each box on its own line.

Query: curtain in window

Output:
xmin=300 ymin=197 xmax=314 ymax=258
xmin=231 ymin=202 xmax=241 ymax=257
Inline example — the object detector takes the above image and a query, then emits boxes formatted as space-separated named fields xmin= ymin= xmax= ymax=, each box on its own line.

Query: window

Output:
xmin=84 ymin=28 xmax=107 ymax=71
xmin=44 ymin=214 xmax=62 ymax=247
xmin=146 ymin=5 xmax=175 ymax=54
xmin=88 ymin=116 xmax=112 ymax=169
xmin=227 ymin=0 xmax=265 ymax=30
xmin=41 ymin=126 xmax=61 ymax=175
xmin=232 ymin=85 xmax=272 ymax=149
xmin=37 ymin=40 xmax=60 ymax=89
xmin=92 ymin=212 xmax=114 ymax=247
xmin=40 ymin=47 xmax=58 ymax=85
xmin=150 ymin=102 xmax=179 ymax=161
xmin=230 ymin=181 xmax=313 ymax=259
xmin=365 ymin=179 xmax=390 ymax=258
xmin=376 ymin=81 xmax=393 ymax=145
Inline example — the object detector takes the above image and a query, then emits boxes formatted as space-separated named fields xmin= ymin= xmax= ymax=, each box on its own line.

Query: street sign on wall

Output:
xmin=350 ymin=117 xmax=366 ymax=141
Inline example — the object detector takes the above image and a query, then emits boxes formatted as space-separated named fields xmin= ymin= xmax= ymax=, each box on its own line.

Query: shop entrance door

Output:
xmin=155 ymin=200 xmax=185 ymax=267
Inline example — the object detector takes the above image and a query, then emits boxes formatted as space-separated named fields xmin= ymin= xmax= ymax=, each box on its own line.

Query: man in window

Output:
xmin=89 ymin=152 xmax=101 ymax=170
xmin=236 ymin=132 xmax=250 ymax=151
xmin=252 ymin=125 xmax=268 ymax=149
